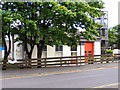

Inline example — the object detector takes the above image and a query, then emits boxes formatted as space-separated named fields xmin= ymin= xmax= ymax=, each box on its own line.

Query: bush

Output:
xmin=105 ymin=49 xmax=113 ymax=54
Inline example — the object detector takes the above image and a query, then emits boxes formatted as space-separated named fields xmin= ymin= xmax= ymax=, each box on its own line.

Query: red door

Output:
xmin=85 ymin=42 xmax=94 ymax=62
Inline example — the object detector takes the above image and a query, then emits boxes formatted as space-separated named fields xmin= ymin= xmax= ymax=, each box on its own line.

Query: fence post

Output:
xmin=76 ymin=57 xmax=78 ymax=66
xmin=89 ymin=57 xmax=91 ymax=64
xmin=37 ymin=58 xmax=41 ymax=68
xmin=45 ymin=59 xmax=46 ymax=67
xmin=90 ymin=57 xmax=92 ymax=64
xmin=101 ymin=56 xmax=103 ymax=63
xmin=80 ymin=57 xmax=81 ymax=65
xmin=28 ymin=59 xmax=32 ymax=68
xmin=60 ymin=58 xmax=62 ymax=67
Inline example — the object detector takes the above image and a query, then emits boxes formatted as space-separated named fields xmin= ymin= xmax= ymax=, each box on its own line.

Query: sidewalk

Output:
xmin=2 ymin=62 xmax=118 ymax=78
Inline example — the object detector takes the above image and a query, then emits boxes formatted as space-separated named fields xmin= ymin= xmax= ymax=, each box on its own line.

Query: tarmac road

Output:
xmin=2 ymin=66 xmax=118 ymax=88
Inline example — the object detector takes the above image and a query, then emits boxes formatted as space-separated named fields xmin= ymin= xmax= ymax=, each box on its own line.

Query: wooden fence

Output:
xmin=2 ymin=54 xmax=120 ymax=69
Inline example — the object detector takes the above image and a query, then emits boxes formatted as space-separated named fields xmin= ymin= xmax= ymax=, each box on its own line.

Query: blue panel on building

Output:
xmin=0 ymin=47 xmax=4 ymax=50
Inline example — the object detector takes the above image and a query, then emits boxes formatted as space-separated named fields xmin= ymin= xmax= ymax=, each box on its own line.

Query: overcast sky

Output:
xmin=102 ymin=0 xmax=120 ymax=28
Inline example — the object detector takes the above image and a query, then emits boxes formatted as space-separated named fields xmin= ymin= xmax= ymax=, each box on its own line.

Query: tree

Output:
xmin=117 ymin=25 xmax=120 ymax=49
xmin=108 ymin=29 xmax=118 ymax=48
xmin=1 ymin=2 xmax=22 ymax=70
xmin=2 ymin=1 xmax=105 ymax=68
xmin=2 ymin=10 xmax=12 ymax=70
xmin=108 ymin=25 xmax=120 ymax=49
xmin=17 ymin=2 xmax=104 ymax=68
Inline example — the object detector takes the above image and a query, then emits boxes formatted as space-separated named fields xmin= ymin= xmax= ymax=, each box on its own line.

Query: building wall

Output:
xmin=47 ymin=45 xmax=55 ymax=57
xmin=14 ymin=41 xmax=24 ymax=59
xmin=15 ymin=41 xmax=101 ymax=59
xmin=32 ymin=45 xmax=47 ymax=58
xmin=30 ymin=41 xmax=101 ymax=59
xmin=4 ymin=40 xmax=101 ymax=60
xmin=47 ymin=45 xmax=63 ymax=58
xmin=55 ymin=52 xmax=63 ymax=57
xmin=63 ymin=45 xmax=71 ymax=57
xmin=77 ymin=45 xmax=80 ymax=56
xmin=31 ymin=45 xmax=63 ymax=58
xmin=94 ymin=41 xmax=101 ymax=55
xmin=32 ymin=45 xmax=37 ymax=58
xmin=81 ymin=45 xmax=85 ymax=56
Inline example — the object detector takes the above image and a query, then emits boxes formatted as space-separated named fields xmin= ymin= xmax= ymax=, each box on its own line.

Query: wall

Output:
xmin=63 ymin=45 xmax=71 ymax=56
xmin=12 ymin=41 xmax=101 ymax=60
xmin=31 ymin=45 xmax=47 ymax=58
xmin=31 ymin=45 xmax=86 ymax=58
xmin=31 ymin=45 xmax=63 ymax=58
xmin=14 ymin=41 xmax=24 ymax=59
xmin=81 ymin=45 xmax=85 ymax=56
xmin=94 ymin=41 xmax=101 ymax=55
xmin=55 ymin=52 xmax=63 ymax=57
xmin=32 ymin=45 xmax=37 ymax=58
xmin=77 ymin=45 xmax=80 ymax=56
xmin=47 ymin=45 xmax=55 ymax=57
xmin=94 ymin=41 xmax=101 ymax=61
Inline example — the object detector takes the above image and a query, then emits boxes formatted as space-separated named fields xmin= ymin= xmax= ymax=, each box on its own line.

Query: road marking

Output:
xmin=1 ymin=65 xmax=119 ymax=80
xmin=93 ymin=83 xmax=120 ymax=88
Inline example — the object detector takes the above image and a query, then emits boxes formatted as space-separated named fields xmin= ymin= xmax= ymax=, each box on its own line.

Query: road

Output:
xmin=2 ymin=67 xmax=118 ymax=88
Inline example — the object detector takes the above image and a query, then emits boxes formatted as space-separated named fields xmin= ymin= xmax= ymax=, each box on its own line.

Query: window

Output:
xmin=42 ymin=45 xmax=47 ymax=51
xmin=71 ymin=46 xmax=77 ymax=51
xmin=80 ymin=42 xmax=85 ymax=45
xmin=88 ymin=51 xmax=92 ymax=53
xmin=71 ymin=52 xmax=77 ymax=56
xmin=56 ymin=46 xmax=63 ymax=51
xmin=101 ymin=40 xmax=105 ymax=47
xmin=101 ymin=29 xmax=105 ymax=36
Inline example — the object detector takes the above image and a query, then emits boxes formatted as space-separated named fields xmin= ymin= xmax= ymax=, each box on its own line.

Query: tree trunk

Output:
xmin=2 ymin=32 xmax=11 ymax=70
xmin=27 ymin=52 xmax=32 ymax=68
xmin=24 ymin=43 xmax=34 ymax=68
xmin=12 ymin=34 xmax=14 ymax=60
xmin=2 ymin=55 xmax=7 ymax=70
xmin=37 ymin=42 xmax=44 ymax=68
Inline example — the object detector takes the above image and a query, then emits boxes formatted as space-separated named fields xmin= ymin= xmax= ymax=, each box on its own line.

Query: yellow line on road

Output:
xmin=1 ymin=65 xmax=119 ymax=80
xmin=93 ymin=83 xmax=120 ymax=88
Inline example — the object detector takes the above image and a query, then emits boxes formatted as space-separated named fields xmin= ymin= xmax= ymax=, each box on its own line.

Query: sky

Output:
xmin=102 ymin=0 xmax=120 ymax=28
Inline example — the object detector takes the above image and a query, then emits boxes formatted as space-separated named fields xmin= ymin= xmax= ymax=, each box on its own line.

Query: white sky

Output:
xmin=102 ymin=0 xmax=120 ymax=28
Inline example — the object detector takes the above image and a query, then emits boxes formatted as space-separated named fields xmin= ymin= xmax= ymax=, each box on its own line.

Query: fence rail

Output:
xmin=2 ymin=54 xmax=120 ymax=69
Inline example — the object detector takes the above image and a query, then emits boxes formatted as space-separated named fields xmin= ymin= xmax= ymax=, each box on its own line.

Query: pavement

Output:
xmin=2 ymin=62 xmax=118 ymax=78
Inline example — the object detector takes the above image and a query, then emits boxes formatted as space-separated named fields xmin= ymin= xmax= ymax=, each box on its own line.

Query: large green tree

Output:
xmin=2 ymin=1 xmax=105 ymax=68
xmin=17 ymin=2 xmax=104 ymax=55
xmin=1 ymin=2 xmax=22 ymax=69
xmin=2 ymin=10 xmax=12 ymax=70
xmin=108 ymin=25 xmax=120 ymax=49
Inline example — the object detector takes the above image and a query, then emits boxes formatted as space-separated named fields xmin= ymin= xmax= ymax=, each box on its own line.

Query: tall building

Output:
xmin=95 ymin=11 xmax=109 ymax=54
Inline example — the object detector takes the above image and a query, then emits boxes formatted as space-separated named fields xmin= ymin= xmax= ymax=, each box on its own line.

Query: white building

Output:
xmin=10 ymin=40 xmax=101 ymax=60
xmin=33 ymin=41 xmax=101 ymax=58
xmin=2 ymin=38 xmax=101 ymax=60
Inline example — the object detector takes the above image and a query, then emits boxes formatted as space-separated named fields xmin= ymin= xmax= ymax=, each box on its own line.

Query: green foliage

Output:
xmin=108 ymin=25 xmax=120 ymax=49
xmin=105 ymin=49 xmax=113 ymax=54
xmin=108 ymin=30 xmax=118 ymax=46
xmin=2 ymin=2 xmax=105 ymax=58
